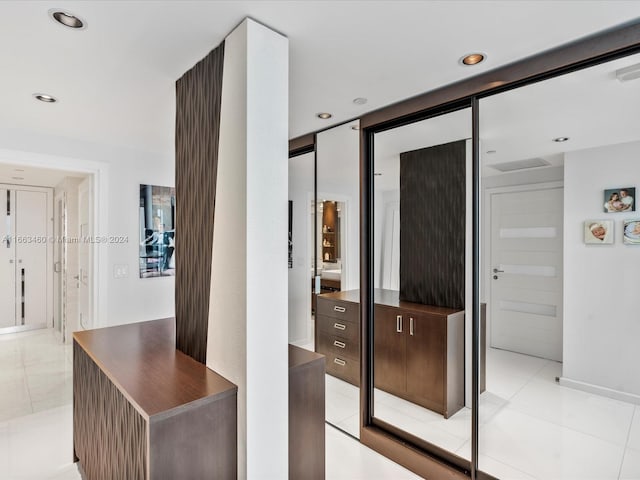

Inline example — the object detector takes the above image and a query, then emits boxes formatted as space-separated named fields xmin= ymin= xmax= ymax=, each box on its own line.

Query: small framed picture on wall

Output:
xmin=623 ymin=219 xmax=640 ymax=245
xmin=603 ymin=187 xmax=635 ymax=213
xmin=584 ymin=220 xmax=614 ymax=244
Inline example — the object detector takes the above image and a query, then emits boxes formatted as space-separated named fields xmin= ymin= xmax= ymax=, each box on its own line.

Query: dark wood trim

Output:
xmin=361 ymin=425 xmax=468 ymax=480
xmin=289 ymin=133 xmax=315 ymax=156
xmin=359 ymin=19 xmax=640 ymax=480
xmin=361 ymin=20 xmax=640 ymax=130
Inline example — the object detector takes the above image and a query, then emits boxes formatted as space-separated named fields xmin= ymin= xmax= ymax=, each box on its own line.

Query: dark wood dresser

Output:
xmin=315 ymin=290 xmax=361 ymax=386
xmin=73 ymin=318 xmax=237 ymax=480
xmin=316 ymin=289 xmax=484 ymax=419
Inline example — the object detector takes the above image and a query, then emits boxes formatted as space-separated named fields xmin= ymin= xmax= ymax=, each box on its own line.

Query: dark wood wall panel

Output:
xmin=399 ymin=140 xmax=466 ymax=309
xmin=73 ymin=342 xmax=147 ymax=479
xmin=175 ymin=42 xmax=225 ymax=363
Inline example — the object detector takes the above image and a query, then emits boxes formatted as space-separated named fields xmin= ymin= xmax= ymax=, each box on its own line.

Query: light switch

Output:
xmin=113 ymin=264 xmax=129 ymax=279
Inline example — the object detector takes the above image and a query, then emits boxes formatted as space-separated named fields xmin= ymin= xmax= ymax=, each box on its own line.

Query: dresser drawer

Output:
xmin=316 ymin=297 xmax=359 ymax=323
xmin=317 ymin=331 xmax=359 ymax=361
xmin=316 ymin=314 xmax=359 ymax=343
xmin=325 ymin=353 xmax=360 ymax=387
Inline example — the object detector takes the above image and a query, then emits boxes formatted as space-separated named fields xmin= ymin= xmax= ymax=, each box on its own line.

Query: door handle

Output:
xmin=396 ymin=315 xmax=403 ymax=333
xmin=493 ymin=268 xmax=504 ymax=273
xmin=410 ymin=317 xmax=414 ymax=336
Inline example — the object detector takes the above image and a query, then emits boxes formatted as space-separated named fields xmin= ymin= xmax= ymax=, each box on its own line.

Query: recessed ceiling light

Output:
xmin=553 ymin=137 xmax=570 ymax=143
xmin=33 ymin=93 xmax=57 ymax=103
xmin=49 ymin=9 xmax=86 ymax=29
xmin=353 ymin=97 xmax=367 ymax=105
xmin=460 ymin=53 xmax=486 ymax=66
xmin=317 ymin=112 xmax=332 ymax=119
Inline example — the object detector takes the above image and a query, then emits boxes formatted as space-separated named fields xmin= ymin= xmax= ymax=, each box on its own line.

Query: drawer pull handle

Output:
xmin=333 ymin=340 xmax=346 ymax=349
xmin=396 ymin=315 xmax=403 ymax=333
xmin=334 ymin=358 xmax=346 ymax=366
xmin=410 ymin=317 xmax=414 ymax=336
xmin=334 ymin=306 xmax=346 ymax=313
xmin=333 ymin=322 xmax=346 ymax=330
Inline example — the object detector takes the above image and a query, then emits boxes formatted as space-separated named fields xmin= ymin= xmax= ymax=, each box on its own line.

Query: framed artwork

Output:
xmin=623 ymin=219 xmax=640 ymax=245
xmin=603 ymin=187 xmax=635 ymax=213
xmin=139 ymin=184 xmax=176 ymax=278
xmin=584 ymin=220 xmax=613 ymax=244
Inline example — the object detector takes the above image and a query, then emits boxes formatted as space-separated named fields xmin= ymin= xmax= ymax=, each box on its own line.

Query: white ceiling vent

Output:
xmin=488 ymin=157 xmax=551 ymax=172
xmin=615 ymin=63 xmax=640 ymax=82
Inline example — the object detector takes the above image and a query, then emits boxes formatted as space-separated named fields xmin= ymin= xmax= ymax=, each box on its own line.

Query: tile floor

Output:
xmin=0 ymin=328 xmax=420 ymax=479
xmin=325 ymin=346 xmax=640 ymax=480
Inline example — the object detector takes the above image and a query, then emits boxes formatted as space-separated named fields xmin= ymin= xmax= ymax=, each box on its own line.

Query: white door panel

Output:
xmin=15 ymin=190 xmax=48 ymax=326
xmin=490 ymin=187 xmax=563 ymax=361
xmin=0 ymin=189 xmax=15 ymax=327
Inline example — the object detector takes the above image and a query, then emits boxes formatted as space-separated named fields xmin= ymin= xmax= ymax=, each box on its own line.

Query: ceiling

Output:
xmin=1 ymin=1 xmax=640 ymax=159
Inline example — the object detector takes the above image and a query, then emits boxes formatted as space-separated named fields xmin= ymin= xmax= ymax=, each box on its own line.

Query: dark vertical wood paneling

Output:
xmin=175 ymin=42 xmax=225 ymax=363
xmin=399 ymin=140 xmax=466 ymax=309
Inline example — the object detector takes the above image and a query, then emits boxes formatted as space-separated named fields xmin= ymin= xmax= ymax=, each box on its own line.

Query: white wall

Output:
xmin=563 ymin=141 xmax=640 ymax=398
xmin=288 ymin=151 xmax=314 ymax=345
xmin=0 ymin=129 xmax=176 ymax=328
xmin=206 ymin=19 xmax=289 ymax=479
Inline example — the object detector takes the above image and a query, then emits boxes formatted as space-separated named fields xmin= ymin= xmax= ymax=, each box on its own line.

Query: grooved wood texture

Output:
xmin=73 ymin=342 xmax=147 ymax=479
xmin=175 ymin=42 xmax=225 ymax=363
xmin=399 ymin=140 xmax=466 ymax=309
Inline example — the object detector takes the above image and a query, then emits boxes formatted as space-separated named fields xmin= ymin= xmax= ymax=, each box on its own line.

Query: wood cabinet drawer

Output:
xmin=316 ymin=297 xmax=359 ymax=323
xmin=324 ymin=353 xmax=360 ymax=387
xmin=316 ymin=314 xmax=359 ymax=342
xmin=317 ymin=331 xmax=359 ymax=361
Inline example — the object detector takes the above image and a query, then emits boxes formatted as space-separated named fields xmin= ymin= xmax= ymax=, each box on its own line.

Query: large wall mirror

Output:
xmin=371 ymin=107 xmax=473 ymax=464
xmin=477 ymin=52 xmax=640 ymax=479
xmin=288 ymin=120 xmax=361 ymax=437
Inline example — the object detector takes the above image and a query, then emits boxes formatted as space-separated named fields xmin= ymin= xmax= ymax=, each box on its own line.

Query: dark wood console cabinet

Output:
xmin=316 ymin=289 xmax=485 ymax=418
xmin=73 ymin=318 xmax=237 ymax=480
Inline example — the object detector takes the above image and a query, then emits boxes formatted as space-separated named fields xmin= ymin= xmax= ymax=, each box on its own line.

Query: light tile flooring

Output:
xmin=0 ymin=329 xmax=420 ymax=479
xmin=325 ymin=347 xmax=640 ymax=480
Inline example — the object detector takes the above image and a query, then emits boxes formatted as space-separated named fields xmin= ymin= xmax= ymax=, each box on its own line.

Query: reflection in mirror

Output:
xmin=288 ymin=121 xmax=361 ymax=438
xmin=478 ymin=52 xmax=640 ymax=479
xmin=372 ymin=108 xmax=473 ymax=461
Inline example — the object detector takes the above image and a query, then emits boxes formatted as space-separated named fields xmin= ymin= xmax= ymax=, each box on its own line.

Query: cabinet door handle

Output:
xmin=333 ymin=305 xmax=346 ymax=313
xmin=396 ymin=315 xmax=403 ymax=333
xmin=334 ymin=358 xmax=346 ymax=366
xmin=333 ymin=322 xmax=346 ymax=330
xmin=333 ymin=340 xmax=346 ymax=349
xmin=410 ymin=317 xmax=414 ymax=336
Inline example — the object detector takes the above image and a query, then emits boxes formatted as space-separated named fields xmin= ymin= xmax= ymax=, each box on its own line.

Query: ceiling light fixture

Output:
xmin=49 ymin=9 xmax=86 ymax=29
xmin=33 ymin=93 xmax=57 ymax=103
xmin=317 ymin=112 xmax=332 ymax=119
xmin=553 ymin=137 xmax=569 ymax=143
xmin=460 ymin=53 xmax=486 ymax=66
xmin=353 ymin=97 xmax=367 ymax=105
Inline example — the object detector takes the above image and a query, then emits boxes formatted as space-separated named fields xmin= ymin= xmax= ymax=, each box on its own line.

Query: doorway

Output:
xmin=488 ymin=185 xmax=564 ymax=361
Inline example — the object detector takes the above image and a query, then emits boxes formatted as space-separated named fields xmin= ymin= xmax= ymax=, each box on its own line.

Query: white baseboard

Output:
xmin=559 ymin=376 xmax=640 ymax=405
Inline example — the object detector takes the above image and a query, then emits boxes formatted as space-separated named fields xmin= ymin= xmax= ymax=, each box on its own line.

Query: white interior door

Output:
xmin=15 ymin=190 xmax=49 ymax=326
xmin=490 ymin=187 xmax=563 ymax=361
xmin=0 ymin=188 xmax=16 ymax=327
xmin=78 ymin=178 xmax=92 ymax=330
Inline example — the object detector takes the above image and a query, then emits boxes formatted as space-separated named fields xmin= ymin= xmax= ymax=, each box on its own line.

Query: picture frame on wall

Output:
xmin=603 ymin=187 xmax=635 ymax=213
xmin=584 ymin=220 xmax=614 ymax=244
xmin=623 ymin=219 xmax=640 ymax=245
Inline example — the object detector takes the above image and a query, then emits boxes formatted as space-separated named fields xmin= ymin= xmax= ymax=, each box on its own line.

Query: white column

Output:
xmin=206 ymin=18 xmax=289 ymax=479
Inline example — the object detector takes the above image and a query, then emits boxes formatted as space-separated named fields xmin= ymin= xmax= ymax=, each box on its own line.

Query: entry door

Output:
xmin=0 ymin=188 xmax=16 ymax=327
xmin=78 ymin=178 xmax=92 ymax=330
xmin=490 ymin=187 xmax=563 ymax=361
xmin=15 ymin=190 xmax=49 ymax=326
